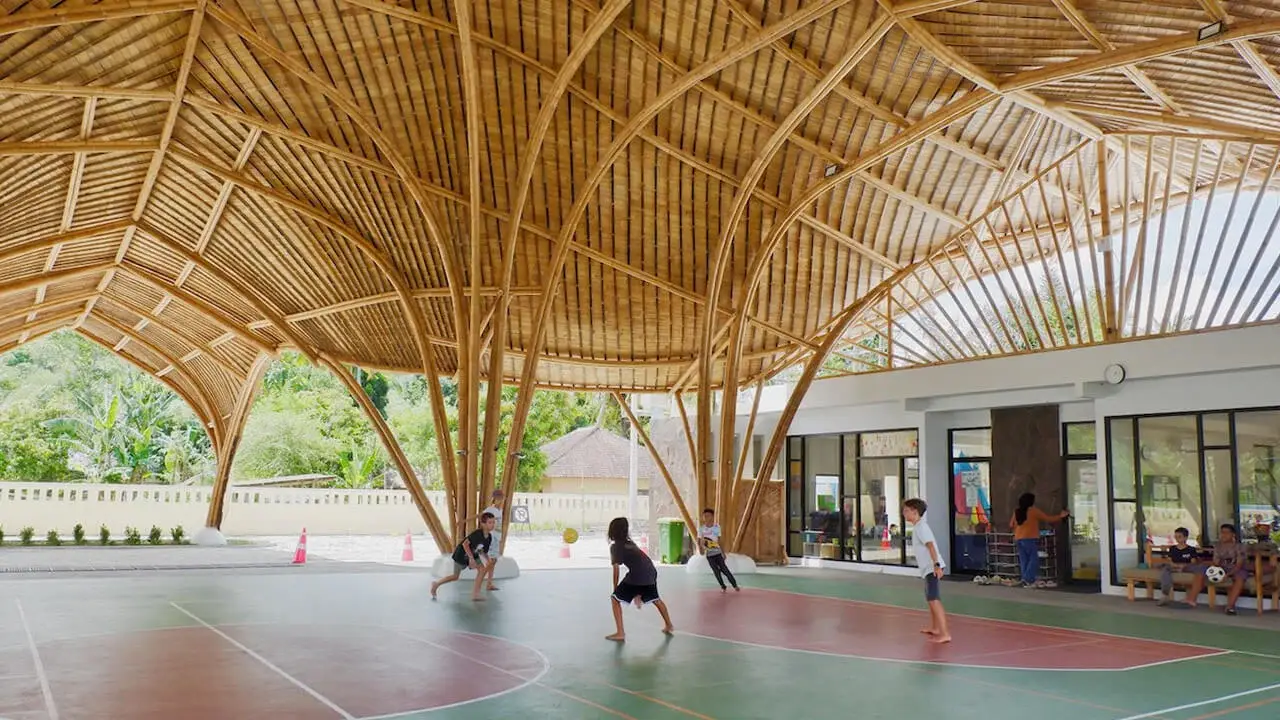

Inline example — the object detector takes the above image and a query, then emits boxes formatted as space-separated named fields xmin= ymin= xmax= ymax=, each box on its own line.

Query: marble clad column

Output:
xmin=991 ymin=405 xmax=1068 ymax=581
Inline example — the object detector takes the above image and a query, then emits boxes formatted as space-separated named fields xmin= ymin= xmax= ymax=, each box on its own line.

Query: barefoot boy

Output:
xmin=903 ymin=498 xmax=950 ymax=644
xmin=606 ymin=517 xmax=674 ymax=641
xmin=699 ymin=508 xmax=739 ymax=592
xmin=431 ymin=512 xmax=496 ymax=602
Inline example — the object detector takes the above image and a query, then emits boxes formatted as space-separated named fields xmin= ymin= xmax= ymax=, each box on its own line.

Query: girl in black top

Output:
xmin=606 ymin=517 xmax=674 ymax=641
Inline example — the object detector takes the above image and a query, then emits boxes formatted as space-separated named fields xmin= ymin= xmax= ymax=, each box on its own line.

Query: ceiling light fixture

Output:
xmin=1197 ymin=21 xmax=1226 ymax=42
xmin=824 ymin=164 xmax=840 ymax=177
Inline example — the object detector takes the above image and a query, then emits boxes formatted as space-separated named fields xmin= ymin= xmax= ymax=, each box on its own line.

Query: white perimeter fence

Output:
xmin=0 ymin=482 xmax=646 ymax=536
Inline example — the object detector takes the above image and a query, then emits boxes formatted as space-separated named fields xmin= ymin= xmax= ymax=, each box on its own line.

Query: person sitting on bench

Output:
xmin=1158 ymin=527 xmax=1199 ymax=606
xmin=1185 ymin=523 xmax=1249 ymax=615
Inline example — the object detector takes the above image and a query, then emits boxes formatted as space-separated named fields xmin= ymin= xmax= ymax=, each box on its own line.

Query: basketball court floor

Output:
xmin=1 ymin=560 xmax=1278 ymax=719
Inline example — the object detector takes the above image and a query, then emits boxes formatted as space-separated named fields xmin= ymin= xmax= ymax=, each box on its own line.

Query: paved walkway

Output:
xmin=0 ymin=531 xmax=615 ymax=573
xmin=0 ymin=544 xmax=318 ymax=573
xmin=242 ymin=530 xmax=614 ymax=570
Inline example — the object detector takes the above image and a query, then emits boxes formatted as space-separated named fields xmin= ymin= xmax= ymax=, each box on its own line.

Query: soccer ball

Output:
xmin=1205 ymin=565 xmax=1226 ymax=583
xmin=562 ymin=527 xmax=579 ymax=545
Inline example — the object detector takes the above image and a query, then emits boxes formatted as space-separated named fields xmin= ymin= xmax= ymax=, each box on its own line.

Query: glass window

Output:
xmin=1236 ymin=410 xmax=1280 ymax=539
xmin=1204 ymin=448 xmax=1234 ymax=544
xmin=1203 ymin=413 xmax=1231 ymax=448
xmin=903 ymin=459 xmax=920 ymax=568
xmin=860 ymin=458 xmax=903 ymax=564
xmin=1065 ymin=422 xmax=1097 ymax=456
xmin=1112 ymin=500 xmax=1141 ymax=582
xmin=1109 ymin=417 xmax=1136 ymax=499
xmin=842 ymin=434 xmax=861 ymax=562
xmin=802 ymin=436 xmax=841 ymax=558
xmin=1137 ymin=415 xmax=1201 ymax=546
xmin=950 ymin=428 xmax=991 ymax=458
xmin=1066 ymin=458 xmax=1101 ymax=580
xmin=861 ymin=430 xmax=918 ymax=457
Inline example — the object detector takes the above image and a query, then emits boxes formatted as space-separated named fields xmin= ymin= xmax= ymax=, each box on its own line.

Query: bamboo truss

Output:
xmin=2 ymin=0 xmax=1280 ymax=547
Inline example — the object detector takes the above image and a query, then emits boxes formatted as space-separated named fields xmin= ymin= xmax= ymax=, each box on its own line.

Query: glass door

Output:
xmin=1064 ymin=423 xmax=1100 ymax=584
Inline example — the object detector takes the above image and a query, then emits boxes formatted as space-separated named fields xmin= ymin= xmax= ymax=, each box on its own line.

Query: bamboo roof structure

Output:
xmin=3 ymin=0 xmax=1280 ymax=420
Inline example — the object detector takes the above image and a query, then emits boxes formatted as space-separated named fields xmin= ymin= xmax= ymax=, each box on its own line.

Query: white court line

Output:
xmin=1112 ymin=682 xmax=1280 ymax=720
xmin=168 ymin=602 xmax=354 ymax=720
xmin=675 ymin=630 xmax=1225 ymax=673
xmin=15 ymin=600 xmax=58 ymax=720
xmin=747 ymin=586 xmax=1226 ymax=654
xmin=360 ymin=629 xmax=551 ymax=720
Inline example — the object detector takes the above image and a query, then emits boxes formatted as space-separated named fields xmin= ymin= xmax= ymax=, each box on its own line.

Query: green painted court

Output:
xmin=2 ymin=563 xmax=1279 ymax=719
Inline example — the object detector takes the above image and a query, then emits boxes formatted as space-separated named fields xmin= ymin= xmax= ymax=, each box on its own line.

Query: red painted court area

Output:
xmin=0 ymin=616 xmax=547 ymax=720
xmin=679 ymin=588 xmax=1222 ymax=670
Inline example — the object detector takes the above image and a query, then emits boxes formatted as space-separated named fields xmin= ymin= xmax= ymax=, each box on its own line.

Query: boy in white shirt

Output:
xmin=699 ymin=508 xmax=740 ymax=592
xmin=903 ymin=498 xmax=950 ymax=644
xmin=479 ymin=488 xmax=504 ymax=592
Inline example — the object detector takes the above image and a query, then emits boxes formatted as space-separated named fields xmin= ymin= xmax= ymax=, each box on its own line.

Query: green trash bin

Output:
xmin=656 ymin=517 xmax=686 ymax=564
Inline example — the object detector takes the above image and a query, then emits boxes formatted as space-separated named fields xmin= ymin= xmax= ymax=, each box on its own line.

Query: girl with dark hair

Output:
xmin=606 ymin=517 xmax=674 ymax=641
xmin=1009 ymin=492 xmax=1068 ymax=587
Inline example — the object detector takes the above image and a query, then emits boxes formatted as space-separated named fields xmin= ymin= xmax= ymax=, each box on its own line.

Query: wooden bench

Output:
xmin=1120 ymin=542 xmax=1279 ymax=614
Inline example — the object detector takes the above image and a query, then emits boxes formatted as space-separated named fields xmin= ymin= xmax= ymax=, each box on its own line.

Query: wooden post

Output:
xmin=320 ymin=354 xmax=450 ymax=552
xmin=614 ymin=392 xmax=700 ymax=545
xmin=717 ymin=321 xmax=742 ymax=522
xmin=727 ymin=377 xmax=765 ymax=542
xmin=1096 ymin=139 xmax=1119 ymax=341
xmin=205 ymin=354 xmax=270 ymax=530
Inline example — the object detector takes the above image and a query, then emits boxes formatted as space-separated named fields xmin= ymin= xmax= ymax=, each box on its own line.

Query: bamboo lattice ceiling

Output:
xmin=2 ymin=0 xmax=1280 ymax=423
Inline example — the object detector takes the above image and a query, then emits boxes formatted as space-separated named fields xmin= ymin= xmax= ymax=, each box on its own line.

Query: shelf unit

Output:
xmin=986 ymin=529 xmax=1058 ymax=584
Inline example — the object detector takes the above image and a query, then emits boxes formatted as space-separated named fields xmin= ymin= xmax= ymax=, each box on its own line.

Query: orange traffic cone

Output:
xmin=292 ymin=528 xmax=308 ymax=565
xmin=881 ymin=526 xmax=891 ymax=550
xmin=559 ymin=543 xmax=571 ymax=558
xmin=401 ymin=531 xmax=414 ymax=562
xmin=1125 ymin=529 xmax=1134 ymax=545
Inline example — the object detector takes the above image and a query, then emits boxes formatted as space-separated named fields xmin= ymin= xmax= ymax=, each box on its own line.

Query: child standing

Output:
xmin=606 ymin=517 xmax=674 ymax=641
xmin=480 ymin=488 xmax=505 ymax=592
xmin=699 ymin=508 xmax=739 ymax=592
xmin=903 ymin=498 xmax=950 ymax=644
xmin=430 ymin=512 xmax=496 ymax=602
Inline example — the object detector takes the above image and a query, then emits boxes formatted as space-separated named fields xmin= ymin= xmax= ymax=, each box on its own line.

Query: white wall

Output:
xmin=734 ymin=324 xmax=1280 ymax=592
xmin=0 ymin=483 xmax=647 ymax=538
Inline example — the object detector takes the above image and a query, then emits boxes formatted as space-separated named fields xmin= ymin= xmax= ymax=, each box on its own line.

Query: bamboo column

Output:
xmin=732 ymin=287 xmax=893 ymax=552
xmin=726 ymin=377 xmax=765 ymax=543
xmin=205 ymin=354 xmax=270 ymax=530
xmin=320 ymin=355 xmax=450 ymax=552
xmin=614 ymin=392 xmax=700 ymax=545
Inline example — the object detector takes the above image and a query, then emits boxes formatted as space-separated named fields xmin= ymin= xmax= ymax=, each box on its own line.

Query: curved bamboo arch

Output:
xmin=205 ymin=352 xmax=270 ymax=529
xmin=483 ymin=0 xmax=633 ymax=507
xmin=82 ymin=312 xmax=226 ymax=437
xmin=159 ymin=145 xmax=463 ymax=524
xmin=695 ymin=14 xmax=894 ymax=512
xmin=496 ymin=0 xmax=859 ymax=498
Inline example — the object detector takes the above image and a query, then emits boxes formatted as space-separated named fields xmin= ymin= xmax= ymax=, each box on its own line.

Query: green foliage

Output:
xmin=124 ymin=526 xmax=141 ymax=545
xmin=0 ymin=332 xmax=211 ymax=483
xmin=99 ymin=524 xmax=111 ymax=545
xmin=46 ymin=529 xmax=60 ymax=546
xmin=73 ymin=523 xmax=85 ymax=545
xmin=20 ymin=526 xmax=34 ymax=545
xmin=148 ymin=526 xmax=163 ymax=545
xmin=0 ymin=335 xmax=639 ymax=495
xmin=0 ymin=525 xmax=4 ymax=544
xmin=171 ymin=525 xmax=185 ymax=543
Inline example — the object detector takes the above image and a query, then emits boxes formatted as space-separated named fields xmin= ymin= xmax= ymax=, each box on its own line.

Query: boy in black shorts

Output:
xmin=431 ymin=512 xmax=496 ymax=602
xmin=606 ymin=517 xmax=674 ymax=641
xmin=1158 ymin=527 xmax=1199 ymax=606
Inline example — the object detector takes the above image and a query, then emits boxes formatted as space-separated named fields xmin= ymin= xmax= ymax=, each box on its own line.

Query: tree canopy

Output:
xmin=0 ymin=331 xmax=640 ymax=491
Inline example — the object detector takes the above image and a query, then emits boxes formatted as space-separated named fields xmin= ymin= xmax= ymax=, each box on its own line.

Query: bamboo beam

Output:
xmin=205 ymin=354 xmax=269 ymax=530
xmin=494 ymin=0 xmax=857 ymax=506
xmin=320 ymin=354 xmax=449 ymax=552
xmin=0 ymin=0 xmax=196 ymax=38
xmin=698 ymin=16 xmax=893 ymax=520
xmin=0 ymin=81 xmax=173 ymax=101
xmin=613 ymin=392 xmax=699 ymax=546
xmin=115 ymin=262 xmax=274 ymax=354
xmin=97 ymin=295 xmax=244 ymax=377
xmin=0 ymin=140 xmax=156 ymax=156
xmin=489 ymin=0 xmax=632 ymax=542
xmin=1057 ymin=103 xmax=1280 ymax=143
xmin=1001 ymin=18 xmax=1280 ymax=94
xmin=455 ymin=0 xmax=484 ymax=539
